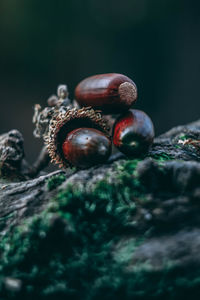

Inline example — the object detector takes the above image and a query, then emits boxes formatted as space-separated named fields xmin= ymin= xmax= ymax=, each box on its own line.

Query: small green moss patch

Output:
xmin=151 ymin=153 xmax=173 ymax=162
xmin=47 ymin=173 xmax=66 ymax=191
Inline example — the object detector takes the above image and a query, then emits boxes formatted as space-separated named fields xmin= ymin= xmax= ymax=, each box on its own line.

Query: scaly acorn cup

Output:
xmin=75 ymin=73 xmax=137 ymax=114
xmin=112 ymin=109 xmax=155 ymax=157
xmin=45 ymin=107 xmax=111 ymax=169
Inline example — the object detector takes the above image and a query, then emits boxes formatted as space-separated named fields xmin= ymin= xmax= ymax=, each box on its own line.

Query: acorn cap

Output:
xmin=45 ymin=107 xmax=110 ymax=168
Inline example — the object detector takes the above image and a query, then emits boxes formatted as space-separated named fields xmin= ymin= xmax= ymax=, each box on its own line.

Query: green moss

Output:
xmin=47 ymin=174 xmax=66 ymax=191
xmin=0 ymin=159 xmax=144 ymax=298
xmin=0 ymin=211 xmax=17 ymax=233
xmin=117 ymin=159 xmax=140 ymax=173
xmin=178 ymin=134 xmax=189 ymax=141
xmin=150 ymin=153 xmax=172 ymax=162
xmin=0 ymin=159 xmax=200 ymax=299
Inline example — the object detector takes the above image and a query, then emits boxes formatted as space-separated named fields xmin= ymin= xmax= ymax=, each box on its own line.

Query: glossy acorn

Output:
xmin=75 ymin=73 xmax=137 ymax=114
xmin=62 ymin=128 xmax=111 ymax=169
xmin=45 ymin=107 xmax=111 ymax=169
xmin=113 ymin=109 xmax=155 ymax=157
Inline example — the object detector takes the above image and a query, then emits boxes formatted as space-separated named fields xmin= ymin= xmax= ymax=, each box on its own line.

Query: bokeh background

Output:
xmin=0 ymin=0 xmax=200 ymax=163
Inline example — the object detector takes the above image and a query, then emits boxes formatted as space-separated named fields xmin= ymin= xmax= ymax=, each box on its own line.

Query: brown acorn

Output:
xmin=45 ymin=107 xmax=111 ymax=169
xmin=62 ymin=128 xmax=111 ymax=169
xmin=113 ymin=109 xmax=155 ymax=157
xmin=75 ymin=73 xmax=137 ymax=114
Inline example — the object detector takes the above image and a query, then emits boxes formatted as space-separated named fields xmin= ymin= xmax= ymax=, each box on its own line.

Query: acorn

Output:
xmin=75 ymin=73 xmax=137 ymax=114
xmin=112 ymin=109 xmax=155 ymax=157
xmin=45 ymin=107 xmax=111 ymax=169
xmin=62 ymin=128 xmax=111 ymax=169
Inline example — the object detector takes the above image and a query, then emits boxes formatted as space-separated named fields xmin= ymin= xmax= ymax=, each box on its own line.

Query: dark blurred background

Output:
xmin=0 ymin=0 xmax=200 ymax=163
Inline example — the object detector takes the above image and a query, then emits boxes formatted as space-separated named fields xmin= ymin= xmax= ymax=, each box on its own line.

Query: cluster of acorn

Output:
xmin=45 ymin=73 xmax=155 ymax=169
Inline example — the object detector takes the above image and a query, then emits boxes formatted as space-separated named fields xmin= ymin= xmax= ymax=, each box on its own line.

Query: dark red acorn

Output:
xmin=62 ymin=128 xmax=111 ymax=169
xmin=75 ymin=73 xmax=137 ymax=114
xmin=113 ymin=109 xmax=154 ymax=157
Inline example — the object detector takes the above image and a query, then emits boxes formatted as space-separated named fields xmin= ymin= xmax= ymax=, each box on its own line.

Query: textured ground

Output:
xmin=1 ymin=120 xmax=200 ymax=299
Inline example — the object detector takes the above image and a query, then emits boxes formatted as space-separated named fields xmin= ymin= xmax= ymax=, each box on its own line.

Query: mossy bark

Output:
xmin=1 ymin=119 xmax=200 ymax=299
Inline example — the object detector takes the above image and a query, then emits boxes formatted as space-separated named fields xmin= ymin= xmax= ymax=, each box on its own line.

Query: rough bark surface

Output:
xmin=1 ymin=120 xmax=200 ymax=299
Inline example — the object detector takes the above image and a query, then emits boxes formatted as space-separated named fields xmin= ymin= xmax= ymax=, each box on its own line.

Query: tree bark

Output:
xmin=1 ymin=119 xmax=200 ymax=299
